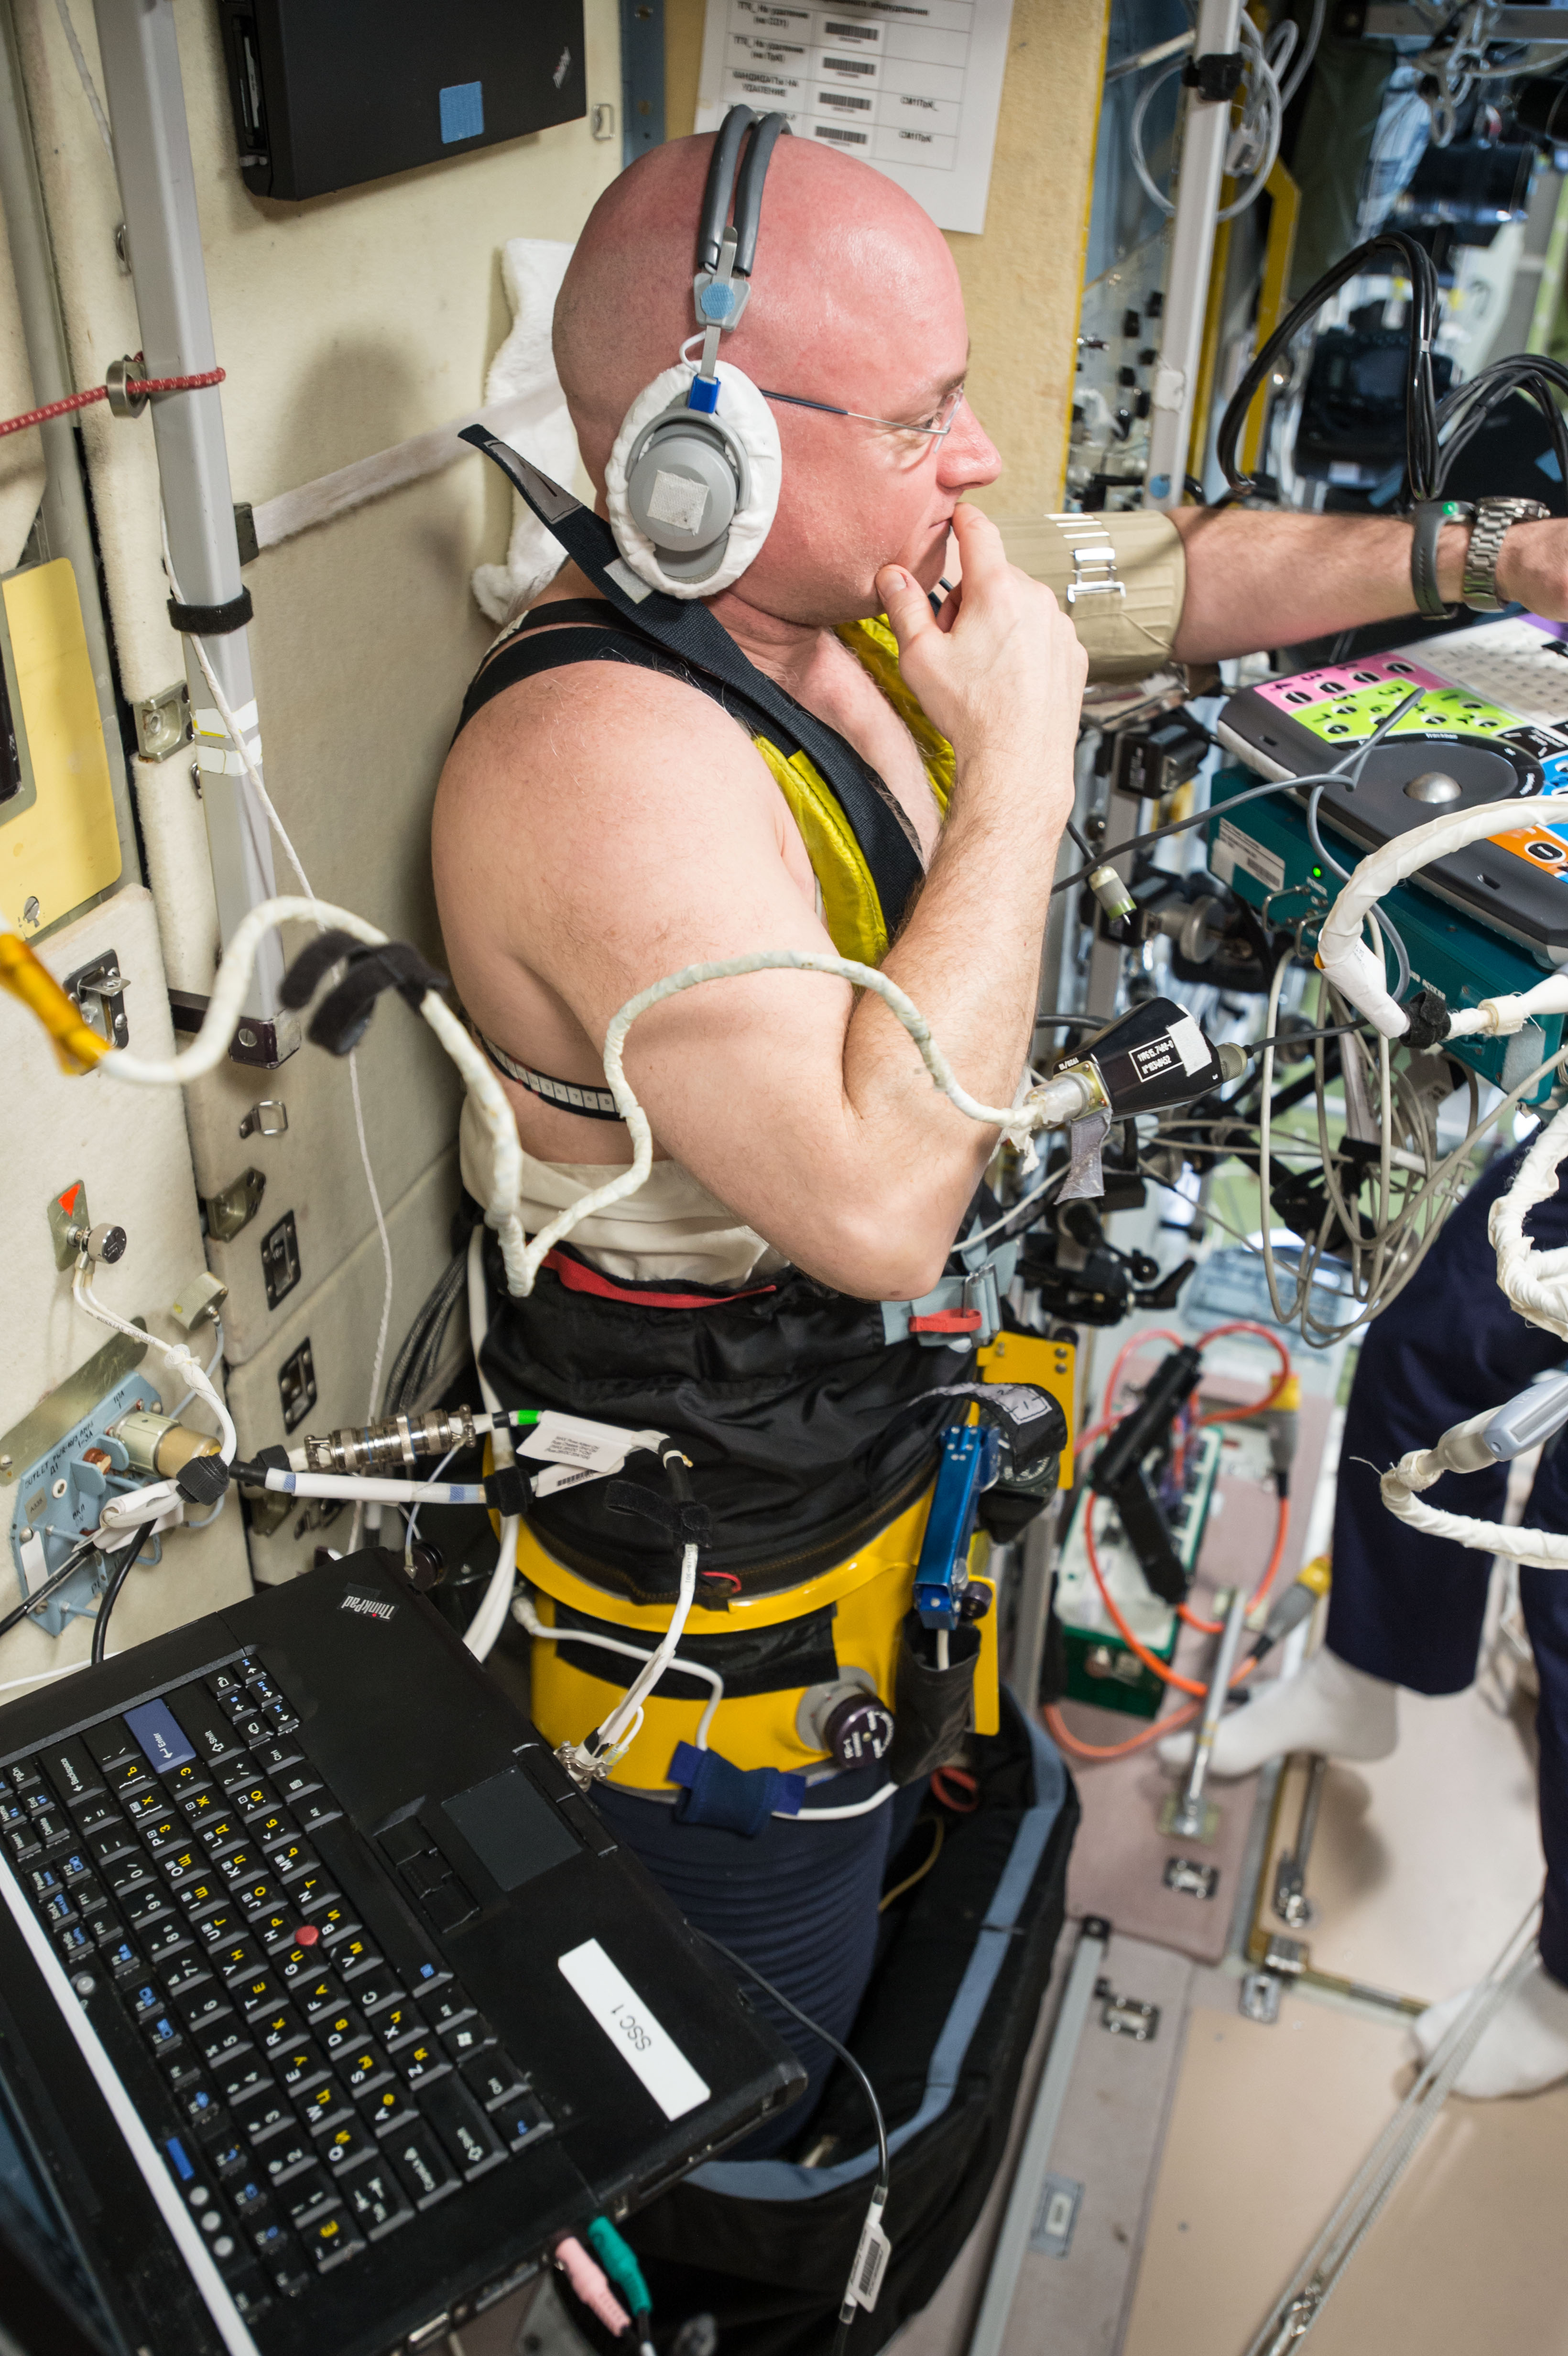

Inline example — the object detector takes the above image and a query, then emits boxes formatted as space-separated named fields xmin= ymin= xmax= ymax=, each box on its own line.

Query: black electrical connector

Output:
xmin=1088 ymin=1345 xmax=1204 ymax=1603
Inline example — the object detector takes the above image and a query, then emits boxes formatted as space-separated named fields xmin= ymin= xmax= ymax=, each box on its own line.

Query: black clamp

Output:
xmin=484 ymin=1465 xmax=532 ymax=1518
xmin=167 ymin=587 xmax=254 ymax=637
xmin=281 ymin=929 xmax=450 ymax=1057
xmin=604 ymin=1481 xmax=713 ymax=1549
xmin=1183 ymin=49 xmax=1243 ymax=99
xmin=1404 ymin=983 xmax=1451 ymax=1053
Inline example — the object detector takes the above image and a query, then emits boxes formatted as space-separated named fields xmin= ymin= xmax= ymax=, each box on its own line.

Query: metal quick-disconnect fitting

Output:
xmin=302 ymin=1405 xmax=478 ymax=1474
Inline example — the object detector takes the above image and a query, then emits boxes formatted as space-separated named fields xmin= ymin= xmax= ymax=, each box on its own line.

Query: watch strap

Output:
xmin=1410 ymin=500 xmax=1465 ymax=622
xmin=1461 ymin=496 xmax=1550 ymax=612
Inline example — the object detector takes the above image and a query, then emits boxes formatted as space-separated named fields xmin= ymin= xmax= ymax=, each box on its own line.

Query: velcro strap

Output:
xmin=603 ymin=1481 xmax=712 ymax=1547
xmin=909 ymin=1309 xmax=983 ymax=1334
xmin=306 ymin=943 xmax=450 ymax=1056
xmin=280 ymin=930 xmax=366 ymax=1010
xmin=484 ymin=1466 xmax=531 ymax=1517
xmin=168 ymin=587 xmax=253 ymax=637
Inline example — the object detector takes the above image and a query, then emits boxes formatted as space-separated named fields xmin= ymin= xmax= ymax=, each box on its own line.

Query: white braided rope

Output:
xmin=1489 ymin=1095 xmax=1568 ymax=1343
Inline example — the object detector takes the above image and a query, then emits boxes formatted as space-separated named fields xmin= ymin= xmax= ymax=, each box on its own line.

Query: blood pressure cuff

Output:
xmin=998 ymin=510 xmax=1186 ymax=685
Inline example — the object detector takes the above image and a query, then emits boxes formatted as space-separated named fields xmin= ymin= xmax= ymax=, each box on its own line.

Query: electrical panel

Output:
xmin=1 ymin=1335 xmax=167 ymax=1637
xmin=216 ymin=1 xmax=588 ymax=202
xmin=0 ymin=561 xmax=121 ymax=941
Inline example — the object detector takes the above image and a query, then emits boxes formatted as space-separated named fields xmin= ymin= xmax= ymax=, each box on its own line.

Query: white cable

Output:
xmin=165 ymin=1316 xmax=224 ymax=1421
xmin=512 ymin=1590 xmax=724 ymax=1750
xmin=462 ymin=1225 xmax=522 ymax=1660
xmin=52 ymin=0 xmax=114 ymax=160
xmin=785 ymin=1779 xmax=899 ymax=1822
xmin=162 ymin=521 xmax=397 ymax=1520
xmin=250 ymin=1469 xmax=488 ymax=1507
xmin=568 ymin=1542 xmax=702 ymax=1775
xmin=72 ymin=1260 xmax=237 ymax=1462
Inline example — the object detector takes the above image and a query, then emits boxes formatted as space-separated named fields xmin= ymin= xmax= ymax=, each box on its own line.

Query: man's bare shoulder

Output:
xmin=436 ymin=656 xmax=781 ymax=841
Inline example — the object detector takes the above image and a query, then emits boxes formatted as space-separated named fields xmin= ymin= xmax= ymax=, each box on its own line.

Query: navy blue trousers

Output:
xmin=1328 ymin=1143 xmax=1568 ymax=1980
xmin=593 ymin=1768 xmax=925 ymax=2155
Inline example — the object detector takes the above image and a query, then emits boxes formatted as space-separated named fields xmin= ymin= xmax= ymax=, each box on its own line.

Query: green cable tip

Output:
xmin=510 ymin=1410 xmax=541 ymax=1427
xmin=586 ymin=2215 xmax=653 ymax=2319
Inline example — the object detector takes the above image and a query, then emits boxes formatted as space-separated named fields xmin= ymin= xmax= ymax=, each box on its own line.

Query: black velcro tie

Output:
xmin=280 ymin=930 xmax=366 ymax=1011
xmin=175 ymin=1453 xmax=229 ymax=1506
xmin=167 ymin=587 xmax=254 ymax=637
xmin=485 ymin=1466 xmax=531 ymax=1517
xmin=279 ymin=935 xmax=451 ymax=1058
xmin=603 ymin=1481 xmax=712 ymax=1549
xmin=1183 ymin=48 xmax=1243 ymax=99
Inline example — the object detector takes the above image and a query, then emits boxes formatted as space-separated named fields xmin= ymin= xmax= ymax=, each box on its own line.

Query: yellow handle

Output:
xmin=0 ymin=932 xmax=112 ymax=1074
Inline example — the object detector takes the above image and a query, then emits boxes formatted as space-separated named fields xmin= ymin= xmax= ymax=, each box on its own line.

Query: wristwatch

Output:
xmin=1460 ymin=495 xmax=1550 ymax=611
xmin=1409 ymin=499 xmax=1470 ymax=620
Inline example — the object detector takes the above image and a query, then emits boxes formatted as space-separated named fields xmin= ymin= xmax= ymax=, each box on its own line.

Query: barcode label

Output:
xmin=820 ymin=91 xmax=873 ymax=109
xmin=814 ymin=125 xmax=869 ymax=143
xmin=823 ymin=55 xmax=875 ymax=72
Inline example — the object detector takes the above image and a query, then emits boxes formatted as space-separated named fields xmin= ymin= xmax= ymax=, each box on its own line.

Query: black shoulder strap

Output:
xmin=459 ymin=430 xmax=926 ymax=938
xmin=457 ymin=624 xmax=695 ymax=739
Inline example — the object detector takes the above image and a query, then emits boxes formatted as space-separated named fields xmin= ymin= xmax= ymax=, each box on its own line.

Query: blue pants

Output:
xmin=1328 ymin=1144 xmax=1568 ymax=1981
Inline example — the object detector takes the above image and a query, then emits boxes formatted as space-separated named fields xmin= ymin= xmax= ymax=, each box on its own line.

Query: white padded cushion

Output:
xmin=605 ymin=360 xmax=782 ymax=599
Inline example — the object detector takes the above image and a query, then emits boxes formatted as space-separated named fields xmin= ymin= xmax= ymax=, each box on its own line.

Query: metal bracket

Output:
xmin=206 ymin=1167 xmax=266 ymax=1242
xmin=62 ymin=951 xmax=130 ymax=1050
xmin=47 ymin=1178 xmax=89 ymax=1270
xmin=1096 ymin=1979 xmax=1160 ymax=2041
xmin=239 ymin=1099 xmax=287 ymax=1140
xmin=279 ymin=1340 xmax=316 ymax=1432
xmin=260 ymin=1210 xmax=301 ymax=1309
xmin=619 ymin=0 xmax=664 ymax=167
xmin=132 ymin=680 xmax=191 ymax=761
xmin=1164 ymin=1854 xmax=1220 ymax=1900
xmin=1241 ymin=1970 xmax=1284 ymax=2024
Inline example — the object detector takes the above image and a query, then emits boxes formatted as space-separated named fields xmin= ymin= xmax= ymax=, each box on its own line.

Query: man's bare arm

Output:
xmin=436 ymin=510 xmax=1082 ymax=1300
xmin=1170 ymin=508 xmax=1568 ymax=662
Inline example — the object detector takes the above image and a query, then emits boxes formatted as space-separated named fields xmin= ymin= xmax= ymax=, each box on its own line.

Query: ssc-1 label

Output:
xmin=557 ymin=1938 xmax=710 ymax=2120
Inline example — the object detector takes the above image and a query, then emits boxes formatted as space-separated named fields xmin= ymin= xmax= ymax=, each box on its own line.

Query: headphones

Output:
xmin=605 ymin=107 xmax=789 ymax=599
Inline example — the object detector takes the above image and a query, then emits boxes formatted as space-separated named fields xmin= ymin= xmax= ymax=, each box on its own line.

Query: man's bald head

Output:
xmin=552 ymin=130 xmax=999 ymax=625
xmin=554 ymin=132 xmax=963 ymax=485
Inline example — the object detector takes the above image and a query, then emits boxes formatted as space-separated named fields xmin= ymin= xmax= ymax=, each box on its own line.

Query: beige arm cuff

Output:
xmin=996 ymin=512 xmax=1186 ymax=685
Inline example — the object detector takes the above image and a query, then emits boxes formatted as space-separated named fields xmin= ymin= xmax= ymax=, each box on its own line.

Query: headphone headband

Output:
xmin=697 ymin=106 xmax=789 ymax=281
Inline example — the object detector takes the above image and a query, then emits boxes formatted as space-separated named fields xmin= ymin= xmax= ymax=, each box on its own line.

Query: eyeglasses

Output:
xmin=759 ymin=382 xmax=967 ymax=454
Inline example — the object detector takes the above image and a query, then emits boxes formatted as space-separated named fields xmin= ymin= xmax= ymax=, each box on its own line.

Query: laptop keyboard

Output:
xmin=1 ymin=1655 xmax=554 ymax=2330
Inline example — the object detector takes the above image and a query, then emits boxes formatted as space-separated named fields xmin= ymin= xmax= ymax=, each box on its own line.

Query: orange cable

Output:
xmin=1043 ymin=1697 xmax=1200 ymax=1762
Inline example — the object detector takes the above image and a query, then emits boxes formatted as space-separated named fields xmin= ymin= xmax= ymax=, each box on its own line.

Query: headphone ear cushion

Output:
xmin=606 ymin=360 xmax=782 ymax=600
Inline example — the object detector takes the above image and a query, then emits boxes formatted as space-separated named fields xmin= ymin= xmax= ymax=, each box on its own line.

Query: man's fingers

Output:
xmin=876 ymin=563 xmax=936 ymax=656
xmin=947 ymin=502 xmax=1007 ymax=586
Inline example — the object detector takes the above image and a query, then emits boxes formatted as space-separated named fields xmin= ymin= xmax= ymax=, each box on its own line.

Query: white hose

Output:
xmin=562 ymin=1540 xmax=702 ymax=1776
xmin=1318 ymin=799 xmax=1536 ymax=1037
xmin=1488 ymin=1094 xmax=1568 ymax=1344
xmin=89 ymin=898 xmax=1091 ymax=1303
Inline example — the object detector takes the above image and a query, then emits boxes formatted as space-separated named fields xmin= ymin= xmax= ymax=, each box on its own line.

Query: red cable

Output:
xmin=1193 ymin=1319 xmax=1293 ymax=1426
xmin=1100 ymin=1325 xmax=1186 ymax=1424
xmin=0 ymin=365 xmax=224 ymax=440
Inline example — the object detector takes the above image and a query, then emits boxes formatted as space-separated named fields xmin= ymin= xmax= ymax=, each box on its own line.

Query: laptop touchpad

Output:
xmin=442 ymin=1768 xmax=580 ymax=1890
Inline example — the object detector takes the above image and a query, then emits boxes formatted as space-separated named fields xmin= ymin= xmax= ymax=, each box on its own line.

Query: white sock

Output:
xmin=1410 ymin=1954 xmax=1568 ymax=2098
xmin=1156 ymin=1645 xmax=1398 ymax=1778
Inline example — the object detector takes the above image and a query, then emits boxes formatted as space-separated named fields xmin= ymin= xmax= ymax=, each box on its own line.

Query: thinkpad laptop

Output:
xmin=1215 ymin=612 xmax=1568 ymax=962
xmin=0 ymin=1550 xmax=801 ymax=2356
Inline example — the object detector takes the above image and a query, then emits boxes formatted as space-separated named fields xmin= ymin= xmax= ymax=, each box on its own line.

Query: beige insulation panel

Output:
xmin=225 ymin=1149 xmax=464 ymax=1587
xmin=664 ymin=0 xmax=1112 ymax=514
xmin=0 ymin=885 xmax=250 ymax=1696
xmin=13 ymin=0 xmax=623 ymax=1490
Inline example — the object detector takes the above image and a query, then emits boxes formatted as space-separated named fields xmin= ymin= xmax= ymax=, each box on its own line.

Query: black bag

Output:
xmin=563 ymin=1691 xmax=1078 ymax=2355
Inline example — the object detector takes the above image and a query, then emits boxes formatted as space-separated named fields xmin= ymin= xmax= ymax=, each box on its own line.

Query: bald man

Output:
xmin=433 ymin=127 xmax=1568 ymax=2144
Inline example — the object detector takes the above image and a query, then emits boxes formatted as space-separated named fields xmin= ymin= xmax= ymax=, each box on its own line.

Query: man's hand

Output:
xmin=1494 ymin=520 xmax=1568 ymax=619
xmin=875 ymin=506 xmax=1086 ymax=806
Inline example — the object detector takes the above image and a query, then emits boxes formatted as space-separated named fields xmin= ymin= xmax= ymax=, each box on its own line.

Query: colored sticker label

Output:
xmin=1255 ymin=654 xmax=1516 ymax=745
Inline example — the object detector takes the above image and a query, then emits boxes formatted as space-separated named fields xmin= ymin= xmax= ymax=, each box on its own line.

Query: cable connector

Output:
xmin=1087 ymin=863 xmax=1136 ymax=922
xmin=1266 ymin=1374 xmax=1300 ymax=1496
